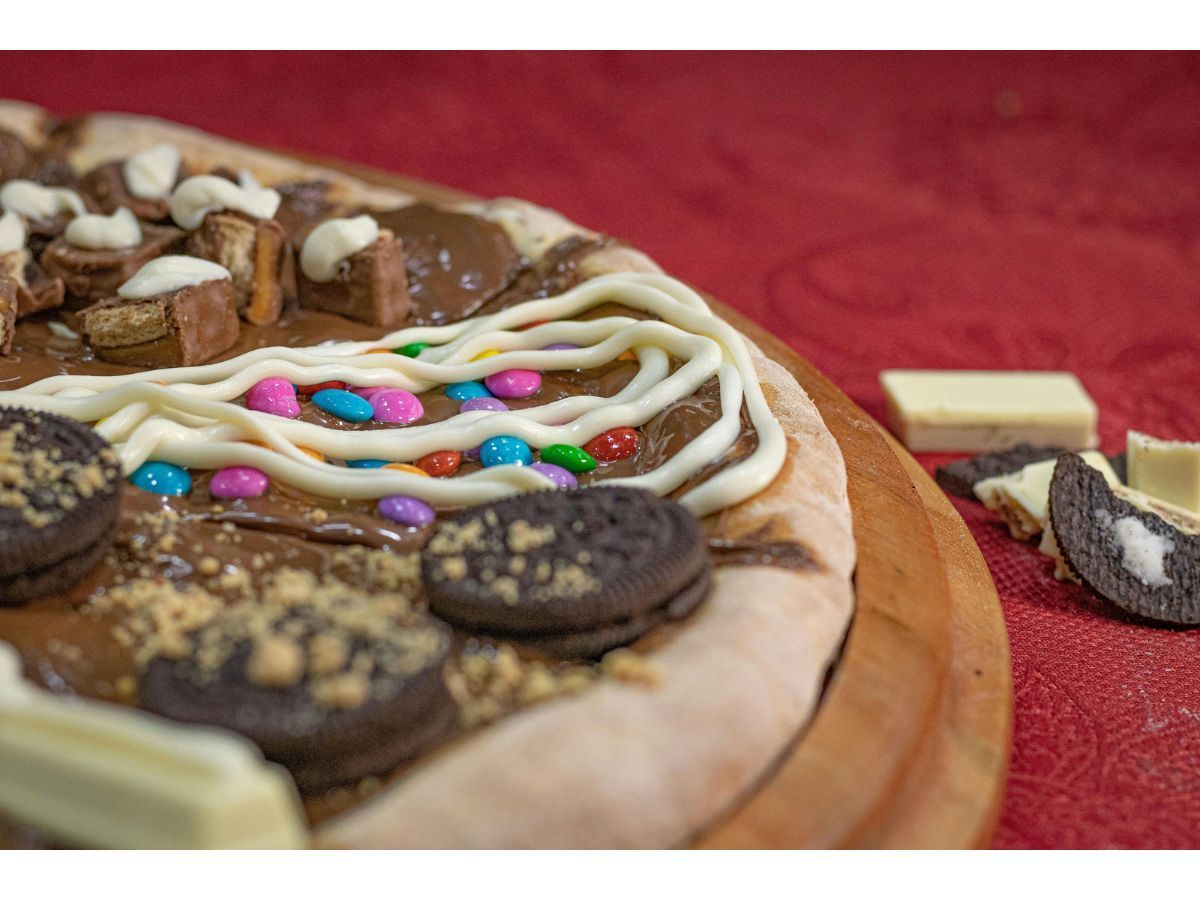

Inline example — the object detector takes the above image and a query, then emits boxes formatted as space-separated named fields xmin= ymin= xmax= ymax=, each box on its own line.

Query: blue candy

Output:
xmin=480 ymin=435 xmax=532 ymax=467
xmin=445 ymin=381 xmax=493 ymax=401
xmin=129 ymin=461 xmax=191 ymax=496
xmin=311 ymin=388 xmax=373 ymax=423
xmin=346 ymin=459 xmax=389 ymax=468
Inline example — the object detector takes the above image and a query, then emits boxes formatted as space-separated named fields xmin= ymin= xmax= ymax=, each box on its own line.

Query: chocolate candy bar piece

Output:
xmin=0 ymin=128 xmax=29 ymax=183
xmin=76 ymin=161 xmax=178 ymax=223
xmin=297 ymin=234 xmax=412 ymax=327
xmin=879 ymin=369 xmax=1099 ymax=453
xmin=274 ymin=180 xmax=342 ymax=245
xmin=0 ymin=250 xmax=65 ymax=319
xmin=40 ymin=224 xmax=185 ymax=308
xmin=189 ymin=212 xmax=291 ymax=325
xmin=79 ymin=277 xmax=239 ymax=367
xmin=0 ymin=277 xmax=16 ymax=355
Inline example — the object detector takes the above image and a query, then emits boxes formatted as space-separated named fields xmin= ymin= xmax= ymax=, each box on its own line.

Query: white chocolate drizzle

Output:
xmin=2 ymin=273 xmax=786 ymax=518
xmin=64 ymin=207 xmax=143 ymax=251
xmin=300 ymin=215 xmax=379 ymax=282
xmin=122 ymin=143 xmax=182 ymax=200
xmin=118 ymin=255 xmax=232 ymax=300
xmin=0 ymin=180 xmax=86 ymax=222
xmin=169 ymin=175 xmax=281 ymax=230
xmin=0 ymin=210 xmax=25 ymax=254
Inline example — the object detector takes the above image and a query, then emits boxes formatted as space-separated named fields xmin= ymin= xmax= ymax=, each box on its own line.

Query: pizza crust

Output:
xmin=0 ymin=102 xmax=856 ymax=848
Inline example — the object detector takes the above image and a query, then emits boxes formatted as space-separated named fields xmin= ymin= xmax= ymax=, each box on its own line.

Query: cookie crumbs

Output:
xmin=506 ymin=519 xmax=556 ymax=553
xmin=196 ymin=556 xmax=221 ymax=576
xmin=601 ymin=648 xmax=662 ymax=686
xmin=247 ymin=635 xmax=305 ymax=688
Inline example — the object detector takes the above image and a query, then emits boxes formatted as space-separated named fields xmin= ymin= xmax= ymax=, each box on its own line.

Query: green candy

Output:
xmin=394 ymin=342 xmax=430 ymax=358
xmin=540 ymin=443 xmax=597 ymax=473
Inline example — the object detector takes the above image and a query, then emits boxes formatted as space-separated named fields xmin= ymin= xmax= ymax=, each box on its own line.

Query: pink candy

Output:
xmin=484 ymin=369 xmax=542 ymax=399
xmin=370 ymin=389 xmax=423 ymax=424
xmin=245 ymin=378 xmax=301 ymax=418
xmin=209 ymin=466 xmax=269 ymax=499
xmin=352 ymin=386 xmax=392 ymax=400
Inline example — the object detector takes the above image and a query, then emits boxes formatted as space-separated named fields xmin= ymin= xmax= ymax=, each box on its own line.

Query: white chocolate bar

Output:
xmin=879 ymin=370 xmax=1099 ymax=453
xmin=975 ymin=451 xmax=1118 ymax=540
xmin=0 ymin=643 xmax=307 ymax=849
xmin=1128 ymin=431 xmax=1200 ymax=514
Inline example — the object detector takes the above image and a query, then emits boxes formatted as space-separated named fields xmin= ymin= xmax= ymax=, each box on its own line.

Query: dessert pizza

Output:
xmin=0 ymin=100 xmax=855 ymax=849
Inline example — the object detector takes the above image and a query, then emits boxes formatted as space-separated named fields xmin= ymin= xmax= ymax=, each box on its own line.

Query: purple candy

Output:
xmin=245 ymin=377 xmax=301 ymax=418
xmin=543 ymin=342 xmax=579 ymax=351
xmin=370 ymin=389 xmax=423 ymax=424
xmin=377 ymin=494 xmax=435 ymax=527
xmin=464 ymin=445 xmax=482 ymax=461
xmin=352 ymin=386 xmax=392 ymax=400
xmin=529 ymin=462 xmax=578 ymax=489
xmin=484 ymin=369 xmax=542 ymax=399
xmin=209 ymin=466 xmax=269 ymax=499
xmin=460 ymin=396 xmax=509 ymax=413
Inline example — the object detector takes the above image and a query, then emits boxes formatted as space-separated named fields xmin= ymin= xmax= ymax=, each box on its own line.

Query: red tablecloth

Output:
xmin=3 ymin=50 xmax=1198 ymax=849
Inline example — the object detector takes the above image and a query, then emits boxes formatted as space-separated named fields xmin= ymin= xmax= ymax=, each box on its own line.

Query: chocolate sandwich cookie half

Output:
xmin=422 ymin=486 xmax=713 ymax=658
xmin=138 ymin=569 xmax=455 ymax=792
xmin=0 ymin=407 xmax=122 ymax=605
xmin=936 ymin=443 xmax=1067 ymax=499
xmin=1049 ymin=453 xmax=1200 ymax=626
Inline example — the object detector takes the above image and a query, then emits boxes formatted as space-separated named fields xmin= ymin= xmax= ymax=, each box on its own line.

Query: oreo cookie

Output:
xmin=1049 ymin=453 xmax=1200 ymax=626
xmin=0 ymin=407 xmax=122 ymax=605
xmin=138 ymin=572 xmax=455 ymax=792
xmin=936 ymin=443 xmax=1066 ymax=499
xmin=421 ymin=486 xmax=712 ymax=658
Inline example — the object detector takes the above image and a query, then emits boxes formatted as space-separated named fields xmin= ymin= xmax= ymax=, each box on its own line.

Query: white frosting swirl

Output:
xmin=300 ymin=215 xmax=379 ymax=282
xmin=118 ymin=256 xmax=232 ymax=300
xmin=0 ymin=180 xmax=86 ymax=222
xmin=169 ymin=175 xmax=281 ymax=230
xmin=64 ymin=208 xmax=143 ymax=251
xmin=122 ymin=144 xmax=182 ymax=200
xmin=4 ymin=273 xmax=785 ymax=518
xmin=0 ymin=210 xmax=25 ymax=254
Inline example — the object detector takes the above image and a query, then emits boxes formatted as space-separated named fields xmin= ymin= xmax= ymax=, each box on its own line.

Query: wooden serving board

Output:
xmin=299 ymin=154 xmax=1014 ymax=849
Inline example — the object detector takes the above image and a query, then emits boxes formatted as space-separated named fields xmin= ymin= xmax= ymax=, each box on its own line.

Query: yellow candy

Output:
xmin=471 ymin=349 xmax=500 ymax=361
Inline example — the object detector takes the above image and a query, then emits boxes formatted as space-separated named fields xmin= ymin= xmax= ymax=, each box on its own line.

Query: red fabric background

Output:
xmin=3 ymin=50 xmax=1198 ymax=849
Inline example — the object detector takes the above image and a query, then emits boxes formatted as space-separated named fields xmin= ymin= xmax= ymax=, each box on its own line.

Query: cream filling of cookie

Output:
xmin=2 ymin=273 xmax=786 ymax=518
xmin=64 ymin=208 xmax=143 ymax=251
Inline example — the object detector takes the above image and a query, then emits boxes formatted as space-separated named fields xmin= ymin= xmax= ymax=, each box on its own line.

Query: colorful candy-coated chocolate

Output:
xmin=394 ymin=342 xmax=429 ymax=358
xmin=209 ymin=466 xmax=269 ymax=499
xmin=417 ymin=450 xmax=462 ymax=478
xmin=446 ymin=381 xmax=492 ymax=401
xmin=528 ymin=462 xmax=578 ymax=489
xmin=543 ymin=342 xmax=579 ymax=351
xmin=480 ymin=435 xmax=532 ymax=467
xmin=459 ymin=397 xmax=509 ymax=413
xmin=484 ymin=369 xmax=541 ymax=399
xmin=584 ymin=427 xmax=640 ymax=463
xmin=377 ymin=495 xmax=435 ymax=527
xmin=351 ymin=386 xmax=392 ymax=400
xmin=383 ymin=463 xmax=430 ymax=477
xmin=295 ymin=380 xmax=346 ymax=397
xmin=370 ymin=389 xmax=423 ymax=425
xmin=346 ymin=459 xmax=389 ymax=468
xmin=311 ymin=388 xmax=373 ymax=423
xmin=463 ymin=445 xmax=482 ymax=461
xmin=129 ymin=461 xmax=191 ymax=496
xmin=471 ymin=349 xmax=500 ymax=361
xmin=539 ymin=443 xmax=597 ymax=473
xmin=245 ymin=377 xmax=301 ymax=418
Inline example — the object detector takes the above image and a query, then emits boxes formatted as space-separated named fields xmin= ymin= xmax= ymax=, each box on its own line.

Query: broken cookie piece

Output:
xmin=170 ymin=175 xmax=290 ymax=325
xmin=297 ymin=215 xmax=412 ymax=327
xmin=40 ymin=208 xmax=185 ymax=307
xmin=936 ymin=443 xmax=1068 ymax=499
xmin=76 ymin=144 xmax=185 ymax=222
xmin=78 ymin=255 xmax=239 ymax=367
xmin=974 ymin=450 xmax=1119 ymax=540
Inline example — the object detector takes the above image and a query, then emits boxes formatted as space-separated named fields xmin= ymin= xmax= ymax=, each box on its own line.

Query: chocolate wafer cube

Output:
xmin=297 ymin=234 xmax=412 ymax=327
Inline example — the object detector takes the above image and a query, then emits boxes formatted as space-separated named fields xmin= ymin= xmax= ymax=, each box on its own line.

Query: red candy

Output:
xmin=584 ymin=427 xmax=640 ymax=463
xmin=296 ymin=380 xmax=347 ymax=396
xmin=417 ymin=450 xmax=462 ymax=478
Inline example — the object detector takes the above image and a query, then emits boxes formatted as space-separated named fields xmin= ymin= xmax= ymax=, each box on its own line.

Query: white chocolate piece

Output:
xmin=122 ymin=143 xmax=182 ymax=200
xmin=1128 ymin=431 xmax=1200 ymax=514
xmin=0 ymin=179 xmax=86 ymax=222
xmin=63 ymin=207 xmax=143 ymax=251
xmin=0 ymin=643 xmax=306 ymax=849
xmin=880 ymin=370 xmax=1099 ymax=453
xmin=300 ymin=215 xmax=379 ymax=282
xmin=169 ymin=174 xmax=281 ymax=230
xmin=0 ymin=210 xmax=25 ymax=254
xmin=118 ymin=255 xmax=232 ymax=299
xmin=975 ymin=451 xmax=1118 ymax=539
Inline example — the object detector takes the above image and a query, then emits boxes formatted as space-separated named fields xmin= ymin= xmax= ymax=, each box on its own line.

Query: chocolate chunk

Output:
xmin=188 ymin=212 xmax=292 ymax=325
xmin=372 ymin=203 xmax=523 ymax=325
xmin=422 ymin=486 xmax=712 ymax=657
xmin=0 ymin=128 xmax=30 ymax=183
xmin=1049 ymin=453 xmax=1200 ymax=626
xmin=0 ymin=278 xmax=16 ymax=355
xmin=296 ymin=234 xmax=412 ymax=327
xmin=273 ymin=180 xmax=342 ymax=245
xmin=76 ymin=161 xmax=184 ymax=223
xmin=78 ymin=277 xmax=240 ymax=367
xmin=0 ymin=407 xmax=122 ymax=605
xmin=936 ymin=443 xmax=1067 ymax=499
xmin=40 ymin=224 xmax=186 ymax=308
